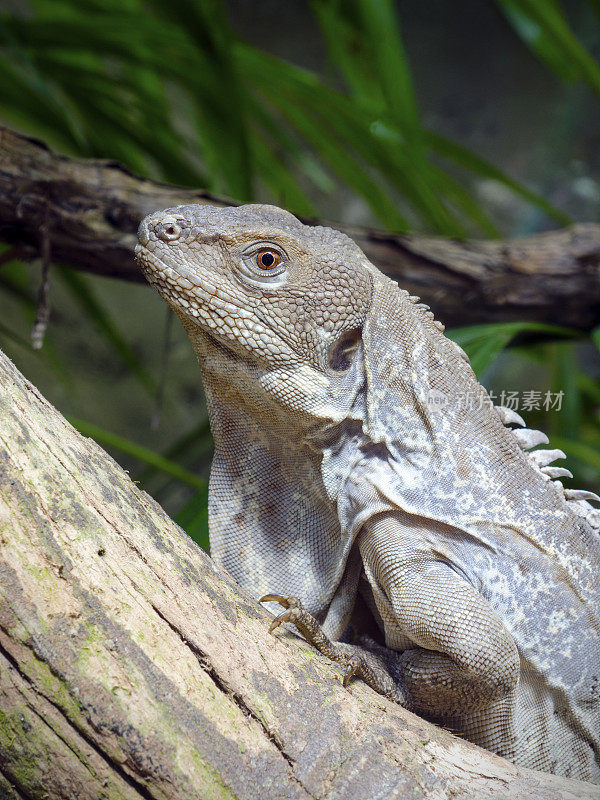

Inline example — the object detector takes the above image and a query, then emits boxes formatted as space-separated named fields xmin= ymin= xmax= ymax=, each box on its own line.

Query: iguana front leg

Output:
xmin=357 ymin=512 xmax=521 ymax=717
xmin=261 ymin=594 xmax=407 ymax=703
xmin=263 ymin=511 xmax=520 ymax=718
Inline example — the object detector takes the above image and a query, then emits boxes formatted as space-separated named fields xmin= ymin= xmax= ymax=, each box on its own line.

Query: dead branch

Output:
xmin=0 ymin=347 xmax=596 ymax=799
xmin=1 ymin=126 xmax=599 ymax=330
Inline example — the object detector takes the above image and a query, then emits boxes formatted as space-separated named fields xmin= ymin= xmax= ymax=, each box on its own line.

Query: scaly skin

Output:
xmin=136 ymin=203 xmax=600 ymax=783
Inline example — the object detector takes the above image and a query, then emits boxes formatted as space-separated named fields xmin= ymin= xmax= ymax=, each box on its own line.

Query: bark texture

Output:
xmin=0 ymin=349 xmax=598 ymax=800
xmin=1 ymin=125 xmax=600 ymax=330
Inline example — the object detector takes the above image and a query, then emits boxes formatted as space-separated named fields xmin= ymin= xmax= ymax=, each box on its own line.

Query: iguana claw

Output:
xmin=267 ymin=609 xmax=295 ymax=634
xmin=343 ymin=656 xmax=362 ymax=687
xmin=260 ymin=594 xmax=302 ymax=634
xmin=259 ymin=593 xmax=299 ymax=608
xmin=259 ymin=593 xmax=400 ymax=699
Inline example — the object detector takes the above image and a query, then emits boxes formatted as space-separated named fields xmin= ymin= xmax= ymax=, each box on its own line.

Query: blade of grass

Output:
xmin=174 ymin=488 xmax=209 ymax=551
xmin=68 ymin=416 xmax=207 ymax=491
xmin=355 ymin=0 xmax=421 ymax=138
xmin=249 ymin=129 xmax=318 ymax=216
xmin=147 ymin=0 xmax=252 ymax=199
xmin=58 ymin=269 xmax=157 ymax=397
xmin=495 ymin=0 xmax=600 ymax=99
xmin=245 ymin=69 xmax=408 ymax=229
xmin=425 ymin=132 xmax=572 ymax=226
xmin=497 ymin=1 xmax=580 ymax=81
xmin=448 ymin=322 xmax=578 ymax=377
xmin=310 ymin=1 xmax=566 ymax=230
xmin=309 ymin=2 xmax=493 ymax=233
xmin=310 ymin=0 xmax=383 ymax=107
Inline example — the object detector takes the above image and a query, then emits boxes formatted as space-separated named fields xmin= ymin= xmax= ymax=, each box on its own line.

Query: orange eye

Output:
xmin=256 ymin=249 xmax=281 ymax=270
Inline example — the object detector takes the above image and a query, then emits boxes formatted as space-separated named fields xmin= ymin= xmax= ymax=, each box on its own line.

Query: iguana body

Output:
xmin=136 ymin=203 xmax=600 ymax=783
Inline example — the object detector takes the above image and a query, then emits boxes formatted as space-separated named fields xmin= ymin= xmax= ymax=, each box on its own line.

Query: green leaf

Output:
xmin=448 ymin=322 xmax=578 ymax=377
xmin=591 ymin=326 xmax=600 ymax=353
xmin=425 ymin=132 xmax=572 ymax=227
xmin=242 ymin=54 xmax=409 ymax=229
xmin=249 ymin=129 xmax=317 ymax=216
xmin=174 ymin=488 xmax=209 ymax=551
xmin=68 ymin=416 xmax=207 ymax=492
xmin=58 ymin=269 xmax=157 ymax=397
xmin=495 ymin=0 xmax=600 ymax=98
xmin=310 ymin=0 xmax=381 ymax=107
xmin=354 ymin=0 xmax=421 ymax=139
xmin=497 ymin=1 xmax=580 ymax=81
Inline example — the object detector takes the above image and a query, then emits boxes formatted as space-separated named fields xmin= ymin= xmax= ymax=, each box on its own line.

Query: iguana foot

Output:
xmin=260 ymin=594 xmax=406 ymax=704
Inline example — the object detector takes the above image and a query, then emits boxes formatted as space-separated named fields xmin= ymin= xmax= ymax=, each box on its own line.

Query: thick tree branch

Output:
xmin=1 ymin=126 xmax=599 ymax=330
xmin=0 ymin=347 xmax=596 ymax=799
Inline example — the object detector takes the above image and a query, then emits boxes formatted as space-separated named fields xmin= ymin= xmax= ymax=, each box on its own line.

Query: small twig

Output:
xmin=31 ymin=207 xmax=52 ymax=350
xmin=151 ymin=306 xmax=174 ymax=430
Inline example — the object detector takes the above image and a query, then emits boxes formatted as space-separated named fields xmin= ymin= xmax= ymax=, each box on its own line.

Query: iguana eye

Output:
xmin=239 ymin=243 xmax=288 ymax=286
xmin=256 ymin=249 xmax=281 ymax=270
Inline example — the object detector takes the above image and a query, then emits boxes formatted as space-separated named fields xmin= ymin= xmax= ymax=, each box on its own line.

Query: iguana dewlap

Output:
xmin=136 ymin=203 xmax=600 ymax=783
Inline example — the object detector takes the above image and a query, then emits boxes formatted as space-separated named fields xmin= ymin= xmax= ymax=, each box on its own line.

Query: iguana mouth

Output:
xmin=135 ymin=244 xmax=305 ymax=366
xmin=135 ymin=245 xmax=257 ymax=320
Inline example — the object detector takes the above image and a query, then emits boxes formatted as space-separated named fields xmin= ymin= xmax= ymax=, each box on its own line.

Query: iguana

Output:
xmin=136 ymin=203 xmax=600 ymax=783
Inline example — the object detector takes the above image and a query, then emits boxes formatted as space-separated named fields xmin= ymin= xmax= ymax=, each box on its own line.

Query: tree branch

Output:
xmin=0 ymin=347 xmax=595 ymax=799
xmin=1 ymin=126 xmax=599 ymax=330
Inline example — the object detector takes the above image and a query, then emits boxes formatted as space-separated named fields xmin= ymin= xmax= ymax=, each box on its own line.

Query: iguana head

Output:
xmin=135 ymin=203 xmax=372 ymax=376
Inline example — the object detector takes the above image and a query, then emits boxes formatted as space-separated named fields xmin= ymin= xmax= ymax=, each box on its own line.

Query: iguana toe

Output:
xmin=342 ymin=656 xmax=362 ymax=687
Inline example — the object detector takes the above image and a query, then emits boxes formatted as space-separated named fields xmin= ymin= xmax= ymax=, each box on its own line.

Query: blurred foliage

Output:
xmin=0 ymin=0 xmax=599 ymax=550
xmin=0 ymin=0 xmax=577 ymax=231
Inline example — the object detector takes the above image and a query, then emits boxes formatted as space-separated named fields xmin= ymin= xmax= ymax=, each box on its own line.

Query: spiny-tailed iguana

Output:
xmin=136 ymin=203 xmax=600 ymax=783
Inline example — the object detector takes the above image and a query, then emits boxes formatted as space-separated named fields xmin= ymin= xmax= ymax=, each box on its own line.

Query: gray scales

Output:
xmin=136 ymin=203 xmax=600 ymax=783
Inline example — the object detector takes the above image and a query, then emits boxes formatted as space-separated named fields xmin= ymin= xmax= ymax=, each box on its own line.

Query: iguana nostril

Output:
xmin=156 ymin=219 xmax=181 ymax=242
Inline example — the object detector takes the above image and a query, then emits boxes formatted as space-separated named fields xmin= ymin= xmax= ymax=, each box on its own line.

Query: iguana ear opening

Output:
xmin=328 ymin=327 xmax=363 ymax=373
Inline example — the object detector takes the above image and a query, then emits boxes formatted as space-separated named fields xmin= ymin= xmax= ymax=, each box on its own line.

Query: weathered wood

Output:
xmin=1 ymin=126 xmax=599 ymax=330
xmin=0 ymin=349 xmax=597 ymax=799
